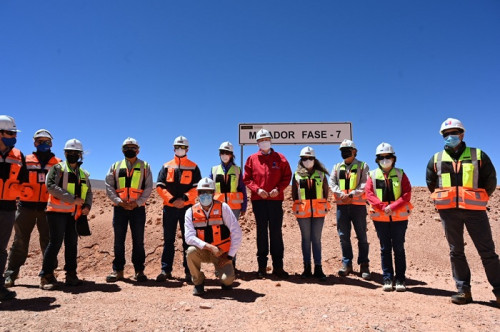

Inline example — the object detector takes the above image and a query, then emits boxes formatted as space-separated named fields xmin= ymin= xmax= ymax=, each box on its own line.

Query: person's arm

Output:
xmin=425 ymin=156 xmax=438 ymax=193
xmin=136 ymin=163 xmax=154 ymax=206
xmin=243 ymin=156 xmax=259 ymax=194
xmin=365 ymin=176 xmax=386 ymax=210
xmin=184 ymin=207 xmax=207 ymax=249
xmin=479 ymin=151 xmax=497 ymax=196
xmin=329 ymin=164 xmax=343 ymax=197
xmin=291 ymin=175 xmax=299 ymax=200
xmin=83 ymin=171 xmax=93 ymax=210
xmin=46 ymin=164 xmax=77 ymax=203
xmin=156 ymin=166 xmax=175 ymax=204
xmin=276 ymin=156 xmax=292 ymax=194
xmin=351 ymin=162 xmax=369 ymax=197
xmin=105 ymin=164 xmax=122 ymax=205
xmin=223 ymin=202 xmax=242 ymax=257
xmin=388 ymin=173 xmax=411 ymax=210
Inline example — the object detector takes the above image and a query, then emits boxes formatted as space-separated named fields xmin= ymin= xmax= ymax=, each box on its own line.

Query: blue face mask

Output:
xmin=444 ymin=135 xmax=461 ymax=148
xmin=199 ymin=193 xmax=213 ymax=206
xmin=36 ymin=143 xmax=51 ymax=153
xmin=1 ymin=137 xmax=16 ymax=148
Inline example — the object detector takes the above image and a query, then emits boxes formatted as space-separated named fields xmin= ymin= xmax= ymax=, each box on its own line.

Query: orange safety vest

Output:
xmin=113 ymin=159 xmax=148 ymax=205
xmin=22 ymin=154 xmax=61 ymax=202
xmin=162 ymin=157 xmax=198 ymax=207
xmin=430 ymin=147 xmax=488 ymax=210
xmin=191 ymin=201 xmax=231 ymax=253
xmin=333 ymin=161 xmax=367 ymax=205
xmin=211 ymin=164 xmax=244 ymax=210
xmin=0 ymin=148 xmax=23 ymax=201
xmin=292 ymin=170 xmax=331 ymax=218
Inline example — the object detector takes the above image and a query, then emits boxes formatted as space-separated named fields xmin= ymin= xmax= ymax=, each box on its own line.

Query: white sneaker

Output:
xmin=383 ymin=280 xmax=393 ymax=292
xmin=395 ymin=280 xmax=406 ymax=292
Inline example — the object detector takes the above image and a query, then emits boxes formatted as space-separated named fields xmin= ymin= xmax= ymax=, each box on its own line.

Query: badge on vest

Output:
xmin=38 ymin=173 xmax=46 ymax=183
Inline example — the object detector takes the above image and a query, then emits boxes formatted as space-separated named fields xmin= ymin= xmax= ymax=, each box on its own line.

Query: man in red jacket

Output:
xmin=243 ymin=129 xmax=292 ymax=279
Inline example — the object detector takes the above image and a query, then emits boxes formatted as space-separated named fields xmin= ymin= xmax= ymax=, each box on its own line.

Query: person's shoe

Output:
xmin=382 ymin=279 xmax=394 ymax=292
xmin=105 ymin=270 xmax=124 ymax=283
xmin=395 ymin=280 xmax=406 ymax=292
xmin=40 ymin=274 xmax=57 ymax=290
xmin=221 ymin=283 xmax=232 ymax=290
xmin=451 ymin=292 xmax=473 ymax=305
xmin=0 ymin=286 xmax=16 ymax=301
xmin=301 ymin=264 xmax=312 ymax=278
xmin=272 ymin=268 xmax=290 ymax=279
xmin=257 ymin=267 xmax=267 ymax=279
xmin=134 ymin=271 xmax=147 ymax=282
xmin=313 ymin=265 xmax=326 ymax=281
xmin=65 ymin=272 xmax=83 ymax=286
xmin=155 ymin=271 xmax=171 ymax=282
xmin=360 ymin=263 xmax=371 ymax=280
xmin=185 ymin=272 xmax=192 ymax=284
xmin=193 ymin=284 xmax=205 ymax=296
xmin=338 ymin=263 xmax=352 ymax=277
xmin=4 ymin=274 xmax=16 ymax=288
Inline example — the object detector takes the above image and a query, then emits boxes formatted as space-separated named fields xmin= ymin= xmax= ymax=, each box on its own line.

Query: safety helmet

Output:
xmin=256 ymin=129 xmax=272 ymax=141
xmin=173 ymin=136 xmax=189 ymax=147
xmin=64 ymin=138 xmax=83 ymax=152
xmin=439 ymin=118 xmax=465 ymax=135
xmin=122 ymin=137 xmax=139 ymax=148
xmin=196 ymin=177 xmax=215 ymax=191
xmin=376 ymin=142 xmax=395 ymax=155
xmin=0 ymin=115 xmax=20 ymax=132
xmin=339 ymin=139 xmax=356 ymax=150
xmin=33 ymin=129 xmax=53 ymax=140
xmin=299 ymin=146 xmax=315 ymax=158
xmin=219 ymin=141 xmax=234 ymax=153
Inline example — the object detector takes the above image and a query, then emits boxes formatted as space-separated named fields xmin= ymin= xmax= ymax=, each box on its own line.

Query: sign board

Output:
xmin=239 ymin=122 xmax=352 ymax=145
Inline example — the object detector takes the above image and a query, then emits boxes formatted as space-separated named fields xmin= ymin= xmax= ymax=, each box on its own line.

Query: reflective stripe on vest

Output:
xmin=211 ymin=164 xmax=244 ymax=209
xmin=46 ymin=162 xmax=89 ymax=214
xmin=334 ymin=161 xmax=366 ymax=205
xmin=22 ymin=154 xmax=61 ymax=202
xmin=430 ymin=147 xmax=487 ymax=210
xmin=113 ymin=159 xmax=147 ymax=204
xmin=292 ymin=170 xmax=330 ymax=218
xmin=191 ymin=201 xmax=231 ymax=252
xmin=0 ymin=148 xmax=23 ymax=200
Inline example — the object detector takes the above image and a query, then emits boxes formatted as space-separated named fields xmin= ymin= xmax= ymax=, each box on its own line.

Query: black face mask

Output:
xmin=341 ymin=149 xmax=352 ymax=159
xmin=66 ymin=154 xmax=80 ymax=164
xmin=123 ymin=150 xmax=137 ymax=159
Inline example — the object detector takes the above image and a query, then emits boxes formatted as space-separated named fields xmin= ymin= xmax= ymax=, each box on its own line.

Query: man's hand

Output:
xmin=269 ymin=188 xmax=279 ymax=198
xmin=81 ymin=206 xmax=90 ymax=216
xmin=128 ymin=201 xmax=139 ymax=210
xmin=74 ymin=197 xmax=85 ymax=206
xmin=384 ymin=205 xmax=392 ymax=215
xmin=204 ymin=243 xmax=222 ymax=256
xmin=257 ymin=189 xmax=269 ymax=199
xmin=173 ymin=198 xmax=185 ymax=209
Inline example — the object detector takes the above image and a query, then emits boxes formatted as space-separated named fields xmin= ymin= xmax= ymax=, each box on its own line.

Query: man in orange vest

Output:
xmin=156 ymin=136 xmax=202 ymax=283
xmin=105 ymin=137 xmax=153 ymax=283
xmin=184 ymin=177 xmax=242 ymax=296
xmin=0 ymin=115 xmax=27 ymax=301
xmin=426 ymin=118 xmax=499 ymax=306
xmin=4 ymin=129 xmax=61 ymax=289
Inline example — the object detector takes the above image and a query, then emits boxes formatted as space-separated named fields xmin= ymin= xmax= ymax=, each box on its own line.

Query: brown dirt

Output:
xmin=1 ymin=187 xmax=500 ymax=331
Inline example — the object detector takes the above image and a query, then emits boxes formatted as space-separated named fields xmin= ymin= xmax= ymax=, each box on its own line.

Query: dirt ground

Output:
xmin=1 ymin=187 xmax=500 ymax=332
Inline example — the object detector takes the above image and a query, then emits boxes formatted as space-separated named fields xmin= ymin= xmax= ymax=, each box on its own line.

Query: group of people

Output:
xmin=0 ymin=114 xmax=498 ymax=306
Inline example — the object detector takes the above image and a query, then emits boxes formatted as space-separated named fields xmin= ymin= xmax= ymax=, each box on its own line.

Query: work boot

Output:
xmin=272 ymin=268 xmax=289 ymax=279
xmin=65 ymin=271 xmax=83 ymax=286
xmin=40 ymin=274 xmax=57 ymax=290
xmin=313 ymin=265 xmax=327 ymax=281
xmin=451 ymin=292 xmax=473 ymax=305
xmin=338 ymin=263 xmax=352 ymax=277
xmin=257 ymin=267 xmax=267 ymax=279
xmin=382 ymin=279 xmax=393 ymax=292
xmin=193 ymin=283 xmax=205 ymax=296
xmin=301 ymin=264 xmax=312 ymax=278
xmin=0 ymin=286 xmax=16 ymax=301
xmin=106 ymin=270 xmax=124 ymax=283
xmin=134 ymin=271 xmax=147 ymax=282
xmin=360 ymin=263 xmax=371 ymax=280
xmin=4 ymin=274 xmax=16 ymax=288
xmin=185 ymin=272 xmax=192 ymax=284
xmin=155 ymin=271 xmax=171 ymax=282
xmin=221 ymin=283 xmax=232 ymax=290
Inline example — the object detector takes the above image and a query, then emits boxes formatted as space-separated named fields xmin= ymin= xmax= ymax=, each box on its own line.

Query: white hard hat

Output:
xmin=0 ymin=115 xmax=20 ymax=132
xmin=440 ymin=118 xmax=465 ymax=135
xmin=173 ymin=136 xmax=189 ymax=147
xmin=196 ymin=177 xmax=215 ymax=191
xmin=33 ymin=129 xmax=53 ymax=140
xmin=64 ymin=138 xmax=83 ymax=152
xmin=299 ymin=146 xmax=315 ymax=157
xmin=122 ymin=137 xmax=139 ymax=148
xmin=256 ymin=129 xmax=272 ymax=141
xmin=376 ymin=142 xmax=395 ymax=155
xmin=339 ymin=139 xmax=356 ymax=150
xmin=219 ymin=141 xmax=234 ymax=153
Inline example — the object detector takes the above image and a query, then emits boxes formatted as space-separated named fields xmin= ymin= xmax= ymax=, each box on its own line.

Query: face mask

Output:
xmin=341 ymin=149 xmax=352 ymax=159
xmin=36 ymin=143 xmax=51 ymax=153
xmin=444 ymin=135 xmax=461 ymax=148
xmin=220 ymin=155 xmax=231 ymax=163
xmin=302 ymin=159 xmax=314 ymax=170
xmin=1 ymin=137 xmax=16 ymax=148
xmin=123 ymin=149 xmax=137 ymax=159
xmin=258 ymin=141 xmax=271 ymax=151
xmin=66 ymin=154 xmax=80 ymax=164
xmin=379 ymin=158 xmax=393 ymax=170
xmin=199 ymin=193 xmax=213 ymax=206
xmin=175 ymin=148 xmax=186 ymax=157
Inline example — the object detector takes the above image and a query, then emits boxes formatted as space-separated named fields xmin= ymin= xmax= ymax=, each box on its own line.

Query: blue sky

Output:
xmin=1 ymin=1 xmax=499 ymax=186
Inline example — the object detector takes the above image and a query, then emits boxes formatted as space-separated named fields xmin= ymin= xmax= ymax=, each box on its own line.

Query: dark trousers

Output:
xmin=439 ymin=208 xmax=500 ymax=296
xmin=336 ymin=204 xmax=369 ymax=265
xmin=40 ymin=212 xmax=78 ymax=276
xmin=0 ymin=210 xmax=15 ymax=284
xmin=161 ymin=205 xmax=190 ymax=274
xmin=373 ymin=220 xmax=408 ymax=282
xmin=252 ymin=200 xmax=285 ymax=269
xmin=112 ymin=206 xmax=146 ymax=273
xmin=6 ymin=206 xmax=50 ymax=277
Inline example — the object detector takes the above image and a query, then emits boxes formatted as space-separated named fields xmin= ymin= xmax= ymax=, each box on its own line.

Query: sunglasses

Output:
xmin=301 ymin=157 xmax=315 ymax=161
xmin=174 ymin=145 xmax=188 ymax=150
xmin=1 ymin=130 xmax=16 ymax=136
xmin=123 ymin=146 xmax=138 ymax=151
xmin=376 ymin=155 xmax=394 ymax=161
xmin=35 ymin=139 xmax=51 ymax=145
xmin=442 ymin=130 xmax=462 ymax=138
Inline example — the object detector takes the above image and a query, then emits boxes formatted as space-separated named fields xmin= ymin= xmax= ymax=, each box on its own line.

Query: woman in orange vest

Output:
xmin=365 ymin=142 xmax=412 ymax=292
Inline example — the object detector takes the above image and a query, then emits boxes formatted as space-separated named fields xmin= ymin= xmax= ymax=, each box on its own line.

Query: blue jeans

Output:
xmin=439 ymin=209 xmax=500 ymax=296
xmin=40 ymin=212 xmax=78 ymax=276
xmin=161 ymin=205 xmax=190 ymax=274
xmin=112 ymin=206 xmax=146 ymax=272
xmin=252 ymin=200 xmax=284 ymax=270
xmin=297 ymin=217 xmax=324 ymax=265
xmin=0 ymin=210 xmax=15 ymax=284
xmin=336 ymin=205 xmax=369 ymax=266
xmin=373 ymin=220 xmax=408 ymax=282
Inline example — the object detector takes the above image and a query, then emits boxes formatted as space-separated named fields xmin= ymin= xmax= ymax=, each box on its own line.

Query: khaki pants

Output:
xmin=186 ymin=246 xmax=235 ymax=286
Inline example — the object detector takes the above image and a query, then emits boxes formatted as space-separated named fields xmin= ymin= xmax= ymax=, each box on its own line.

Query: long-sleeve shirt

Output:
xmin=105 ymin=158 xmax=153 ymax=207
xmin=329 ymin=158 xmax=369 ymax=198
xmin=46 ymin=162 xmax=93 ymax=210
xmin=184 ymin=201 xmax=242 ymax=257
xmin=365 ymin=168 xmax=411 ymax=211
xmin=208 ymin=161 xmax=248 ymax=212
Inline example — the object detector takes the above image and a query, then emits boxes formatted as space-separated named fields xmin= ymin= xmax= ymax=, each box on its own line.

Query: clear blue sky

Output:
xmin=1 ymin=1 xmax=499 ymax=186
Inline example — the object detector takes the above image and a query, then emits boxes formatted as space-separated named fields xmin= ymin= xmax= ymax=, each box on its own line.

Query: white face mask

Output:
xmin=379 ymin=158 xmax=393 ymax=170
xmin=220 ymin=155 xmax=231 ymax=163
xmin=302 ymin=159 xmax=314 ymax=170
xmin=175 ymin=148 xmax=186 ymax=157
xmin=258 ymin=141 xmax=271 ymax=152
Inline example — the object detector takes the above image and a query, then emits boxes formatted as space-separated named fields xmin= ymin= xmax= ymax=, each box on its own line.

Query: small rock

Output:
xmin=275 ymin=282 xmax=281 ymax=287
xmin=199 ymin=303 xmax=213 ymax=309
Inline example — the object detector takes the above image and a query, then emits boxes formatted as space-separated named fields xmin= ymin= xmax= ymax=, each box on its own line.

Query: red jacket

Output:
xmin=243 ymin=149 xmax=292 ymax=201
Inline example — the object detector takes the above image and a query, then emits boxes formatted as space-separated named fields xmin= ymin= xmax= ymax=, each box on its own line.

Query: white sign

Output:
xmin=239 ymin=122 xmax=352 ymax=145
